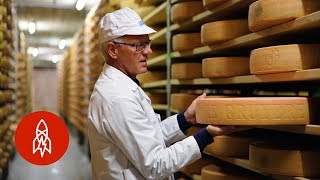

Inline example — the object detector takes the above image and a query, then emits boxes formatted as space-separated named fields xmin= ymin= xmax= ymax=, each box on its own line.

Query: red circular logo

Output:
xmin=15 ymin=111 xmax=69 ymax=165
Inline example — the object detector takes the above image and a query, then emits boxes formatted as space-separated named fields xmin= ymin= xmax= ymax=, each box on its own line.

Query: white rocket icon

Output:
xmin=32 ymin=119 xmax=52 ymax=158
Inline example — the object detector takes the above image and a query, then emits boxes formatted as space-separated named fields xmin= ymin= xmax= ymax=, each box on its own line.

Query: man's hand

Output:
xmin=206 ymin=125 xmax=251 ymax=136
xmin=184 ymin=93 xmax=206 ymax=125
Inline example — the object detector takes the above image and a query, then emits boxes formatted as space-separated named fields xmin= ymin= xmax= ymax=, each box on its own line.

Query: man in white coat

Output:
xmin=87 ymin=7 xmax=241 ymax=180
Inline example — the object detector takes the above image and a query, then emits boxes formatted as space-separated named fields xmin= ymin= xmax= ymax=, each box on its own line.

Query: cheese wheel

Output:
xmin=172 ymin=33 xmax=202 ymax=51
xmin=201 ymin=19 xmax=250 ymax=45
xmin=145 ymin=92 xmax=167 ymax=104
xmin=250 ymin=44 xmax=320 ymax=74
xmin=250 ymin=141 xmax=320 ymax=177
xmin=202 ymin=165 xmax=261 ymax=180
xmin=0 ymin=23 xmax=6 ymax=32
xmin=204 ymin=135 xmax=258 ymax=158
xmin=202 ymin=57 xmax=250 ymax=78
xmin=171 ymin=63 xmax=202 ymax=80
xmin=136 ymin=71 xmax=166 ymax=83
xmin=248 ymin=0 xmax=320 ymax=32
xmin=196 ymin=97 xmax=319 ymax=125
xmin=171 ymin=93 xmax=197 ymax=112
xmin=203 ymin=0 xmax=228 ymax=10
xmin=171 ymin=1 xmax=205 ymax=23
xmin=0 ymin=6 xmax=6 ymax=16
xmin=149 ymin=50 xmax=165 ymax=59
xmin=180 ymin=158 xmax=212 ymax=175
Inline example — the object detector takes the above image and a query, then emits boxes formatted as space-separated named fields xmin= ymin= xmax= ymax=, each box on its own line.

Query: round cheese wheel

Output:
xmin=171 ymin=63 xmax=202 ymax=80
xmin=136 ymin=71 xmax=166 ymax=83
xmin=171 ymin=1 xmax=205 ymax=23
xmin=202 ymin=57 xmax=250 ymax=78
xmin=145 ymin=92 xmax=167 ymax=104
xmin=171 ymin=93 xmax=198 ymax=112
xmin=250 ymin=141 xmax=320 ymax=177
xmin=0 ymin=22 xmax=6 ymax=32
xmin=201 ymin=19 xmax=250 ymax=45
xmin=172 ymin=33 xmax=202 ymax=51
xmin=196 ymin=97 xmax=318 ymax=125
xmin=181 ymin=158 xmax=213 ymax=175
xmin=0 ymin=6 xmax=6 ymax=16
xmin=248 ymin=0 xmax=320 ymax=32
xmin=203 ymin=0 xmax=229 ymax=10
xmin=250 ymin=44 xmax=320 ymax=74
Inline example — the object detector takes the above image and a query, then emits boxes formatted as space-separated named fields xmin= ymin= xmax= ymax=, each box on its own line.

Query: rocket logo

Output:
xmin=32 ymin=119 xmax=52 ymax=158
xmin=15 ymin=111 xmax=69 ymax=165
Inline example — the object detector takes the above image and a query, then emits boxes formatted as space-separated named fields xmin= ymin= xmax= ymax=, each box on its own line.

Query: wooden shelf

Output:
xmin=141 ymin=80 xmax=167 ymax=88
xmin=143 ymin=1 xmax=166 ymax=26
xmin=148 ymin=54 xmax=166 ymax=67
xmin=172 ymin=11 xmax=320 ymax=58
xmin=152 ymin=104 xmax=168 ymax=111
xmin=135 ymin=0 xmax=165 ymax=6
xmin=259 ymin=125 xmax=320 ymax=136
xmin=170 ymin=68 xmax=320 ymax=85
xmin=204 ymin=152 xmax=317 ymax=180
xmin=150 ymin=27 xmax=166 ymax=45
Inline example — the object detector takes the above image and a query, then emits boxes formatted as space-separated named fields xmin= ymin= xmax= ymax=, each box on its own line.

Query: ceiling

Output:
xmin=15 ymin=0 xmax=99 ymax=63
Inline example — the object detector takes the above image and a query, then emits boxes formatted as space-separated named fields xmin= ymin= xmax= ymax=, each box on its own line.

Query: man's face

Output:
xmin=115 ymin=35 xmax=152 ymax=77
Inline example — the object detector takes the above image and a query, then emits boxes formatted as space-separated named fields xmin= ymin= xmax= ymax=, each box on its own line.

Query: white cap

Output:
xmin=99 ymin=7 xmax=156 ymax=43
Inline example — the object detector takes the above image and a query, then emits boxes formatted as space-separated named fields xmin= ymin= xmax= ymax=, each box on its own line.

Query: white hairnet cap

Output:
xmin=99 ymin=7 xmax=156 ymax=43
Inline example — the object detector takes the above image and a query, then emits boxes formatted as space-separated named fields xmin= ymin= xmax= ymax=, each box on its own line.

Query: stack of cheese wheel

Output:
xmin=172 ymin=33 xmax=202 ymax=51
xmin=204 ymin=132 xmax=259 ymax=158
xmin=202 ymin=164 xmax=264 ymax=180
xmin=248 ymin=0 xmax=320 ymax=32
xmin=171 ymin=93 xmax=198 ymax=112
xmin=196 ymin=97 xmax=319 ymax=125
xmin=171 ymin=1 xmax=205 ymax=23
xmin=180 ymin=158 xmax=213 ymax=176
xmin=145 ymin=91 xmax=167 ymax=104
xmin=171 ymin=63 xmax=202 ymax=80
xmin=201 ymin=19 xmax=250 ymax=45
xmin=250 ymin=141 xmax=320 ymax=177
xmin=250 ymin=44 xmax=320 ymax=74
xmin=203 ymin=0 xmax=229 ymax=10
xmin=202 ymin=57 xmax=250 ymax=78
xmin=137 ymin=71 xmax=166 ymax=84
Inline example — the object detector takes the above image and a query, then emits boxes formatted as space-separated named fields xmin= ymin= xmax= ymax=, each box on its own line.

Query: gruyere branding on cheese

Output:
xmin=203 ymin=0 xmax=228 ymax=10
xmin=172 ymin=33 xmax=202 ymax=51
xmin=201 ymin=19 xmax=250 ymax=45
xmin=250 ymin=141 xmax=320 ymax=177
xmin=248 ymin=0 xmax=320 ymax=32
xmin=202 ymin=57 xmax=250 ymax=78
xmin=250 ymin=44 xmax=320 ymax=74
xmin=171 ymin=63 xmax=202 ymax=80
xmin=171 ymin=1 xmax=205 ymax=23
xmin=196 ymin=97 xmax=318 ymax=125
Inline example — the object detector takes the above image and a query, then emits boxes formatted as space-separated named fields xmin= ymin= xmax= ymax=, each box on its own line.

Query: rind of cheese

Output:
xmin=180 ymin=158 xmax=212 ymax=175
xmin=202 ymin=57 xmax=250 ymax=78
xmin=171 ymin=1 xmax=205 ymax=24
xmin=202 ymin=164 xmax=262 ymax=180
xmin=250 ymin=44 xmax=320 ymax=74
xmin=196 ymin=97 xmax=319 ymax=125
xmin=171 ymin=63 xmax=202 ymax=80
xmin=137 ymin=71 xmax=166 ymax=83
xmin=203 ymin=0 xmax=229 ymax=10
xmin=145 ymin=92 xmax=167 ymax=104
xmin=248 ymin=0 xmax=320 ymax=32
xmin=171 ymin=93 xmax=198 ymax=112
xmin=201 ymin=19 xmax=250 ymax=45
xmin=172 ymin=33 xmax=202 ymax=51
xmin=250 ymin=142 xmax=320 ymax=177
xmin=204 ymin=135 xmax=258 ymax=157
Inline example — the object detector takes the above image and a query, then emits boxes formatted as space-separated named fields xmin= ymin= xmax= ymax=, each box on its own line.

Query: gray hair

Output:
xmin=101 ymin=37 xmax=123 ymax=61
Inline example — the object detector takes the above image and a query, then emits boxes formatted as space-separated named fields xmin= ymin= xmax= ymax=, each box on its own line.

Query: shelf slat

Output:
xmin=170 ymin=68 xmax=320 ymax=85
xmin=141 ymin=80 xmax=167 ymax=88
xmin=143 ymin=1 xmax=166 ymax=26
xmin=172 ymin=11 xmax=320 ymax=58
xmin=148 ymin=54 xmax=166 ymax=67
xmin=152 ymin=104 xmax=168 ymax=110
xmin=259 ymin=125 xmax=320 ymax=136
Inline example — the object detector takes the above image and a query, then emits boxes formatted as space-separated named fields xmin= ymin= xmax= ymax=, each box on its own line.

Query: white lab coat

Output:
xmin=87 ymin=64 xmax=202 ymax=180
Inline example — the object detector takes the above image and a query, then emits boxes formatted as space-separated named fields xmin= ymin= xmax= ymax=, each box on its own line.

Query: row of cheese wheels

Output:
xmin=173 ymin=44 xmax=320 ymax=79
xmin=184 ymin=127 xmax=320 ymax=177
xmin=171 ymin=0 xmax=320 ymax=32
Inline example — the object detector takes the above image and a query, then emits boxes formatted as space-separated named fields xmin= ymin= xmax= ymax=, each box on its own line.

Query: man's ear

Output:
xmin=107 ymin=42 xmax=118 ymax=59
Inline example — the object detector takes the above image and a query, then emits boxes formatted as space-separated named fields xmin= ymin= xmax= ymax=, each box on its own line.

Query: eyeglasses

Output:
xmin=112 ymin=40 xmax=151 ymax=52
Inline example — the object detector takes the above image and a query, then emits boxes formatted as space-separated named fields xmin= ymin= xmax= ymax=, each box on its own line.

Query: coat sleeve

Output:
xmin=103 ymin=97 xmax=202 ymax=180
xmin=159 ymin=114 xmax=188 ymax=146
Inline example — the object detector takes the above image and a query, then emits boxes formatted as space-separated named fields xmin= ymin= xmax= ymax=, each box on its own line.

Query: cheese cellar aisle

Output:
xmin=2 ymin=0 xmax=320 ymax=179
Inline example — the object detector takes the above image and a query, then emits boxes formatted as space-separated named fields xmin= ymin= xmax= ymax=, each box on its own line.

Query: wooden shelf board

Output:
xmin=259 ymin=125 xmax=320 ymax=136
xmin=148 ymin=54 xmax=166 ymax=67
xmin=172 ymin=11 xmax=320 ymax=58
xmin=152 ymin=104 xmax=168 ymax=110
xmin=141 ymin=80 xmax=167 ymax=88
xmin=143 ymin=1 xmax=166 ymax=25
xmin=170 ymin=68 xmax=320 ymax=85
